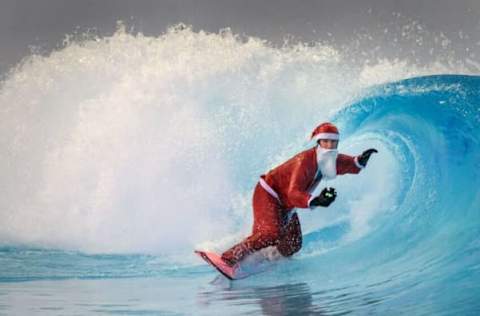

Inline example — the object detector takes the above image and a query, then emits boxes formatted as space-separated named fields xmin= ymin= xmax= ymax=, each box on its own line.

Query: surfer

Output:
xmin=221 ymin=122 xmax=378 ymax=267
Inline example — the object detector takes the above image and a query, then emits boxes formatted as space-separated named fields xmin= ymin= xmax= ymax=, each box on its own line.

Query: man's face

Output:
xmin=319 ymin=139 xmax=338 ymax=149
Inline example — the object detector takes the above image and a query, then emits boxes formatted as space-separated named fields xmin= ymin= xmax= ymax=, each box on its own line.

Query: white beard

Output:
xmin=316 ymin=147 xmax=338 ymax=180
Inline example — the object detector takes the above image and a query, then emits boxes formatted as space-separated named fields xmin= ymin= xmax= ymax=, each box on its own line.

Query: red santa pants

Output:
xmin=221 ymin=183 xmax=302 ymax=266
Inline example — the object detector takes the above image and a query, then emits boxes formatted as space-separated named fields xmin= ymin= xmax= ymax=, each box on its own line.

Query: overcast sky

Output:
xmin=1 ymin=0 xmax=479 ymax=75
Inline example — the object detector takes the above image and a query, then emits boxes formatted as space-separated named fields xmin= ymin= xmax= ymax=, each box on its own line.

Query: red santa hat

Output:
xmin=311 ymin=122 xmax=339 ymax=142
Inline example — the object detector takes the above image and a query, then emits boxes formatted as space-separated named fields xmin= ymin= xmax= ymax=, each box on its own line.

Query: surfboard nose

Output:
xmin=195 ymin=250 xmax=238 ymax=280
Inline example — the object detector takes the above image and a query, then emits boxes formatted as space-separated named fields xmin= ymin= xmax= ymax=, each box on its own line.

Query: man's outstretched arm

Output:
xmin=337 ymin=148 xmax=378 ymax=175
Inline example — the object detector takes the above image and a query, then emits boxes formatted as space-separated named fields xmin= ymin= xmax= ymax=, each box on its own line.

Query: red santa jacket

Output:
xmin=261 ymin=147 xmax=362 ymax=210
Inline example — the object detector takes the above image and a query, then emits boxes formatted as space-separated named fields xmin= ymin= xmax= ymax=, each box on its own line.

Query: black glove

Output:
xmin=358 ymin=148 xmax=378 ymax=167
xmin=310 ymin=187 xmax=337 ymax=207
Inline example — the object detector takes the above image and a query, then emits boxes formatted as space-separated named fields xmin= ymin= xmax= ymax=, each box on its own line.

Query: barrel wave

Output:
xmin=298 ymin=74 xmax=480 ymax=315
xmin=0 ymin=27 xmax=479 ymax=315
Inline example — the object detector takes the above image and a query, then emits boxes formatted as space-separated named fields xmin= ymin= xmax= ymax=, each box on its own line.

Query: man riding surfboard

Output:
xmin=197 ymin=122 xmax=377 ymax=278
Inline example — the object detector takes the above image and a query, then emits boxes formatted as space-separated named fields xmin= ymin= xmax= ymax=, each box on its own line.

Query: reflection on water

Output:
xmin=197 ymin=275 xmax=403 ymax=315
xmin=199 ymin=281 xmax=326 ymax=315
xmin=252 ymin=283 xmax=325 ymax=316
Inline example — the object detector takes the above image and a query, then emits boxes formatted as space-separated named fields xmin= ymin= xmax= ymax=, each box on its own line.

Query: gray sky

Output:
xmin=1 ymin=0 xmax=479 ymax=75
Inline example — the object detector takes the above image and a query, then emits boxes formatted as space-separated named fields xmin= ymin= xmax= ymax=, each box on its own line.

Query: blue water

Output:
xmin=1 ymin=74 xmax=479 ymax=315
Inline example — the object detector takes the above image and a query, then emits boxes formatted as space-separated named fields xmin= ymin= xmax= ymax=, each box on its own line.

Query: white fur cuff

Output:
xmin=354 ymin=156 xmax=365 ymax=169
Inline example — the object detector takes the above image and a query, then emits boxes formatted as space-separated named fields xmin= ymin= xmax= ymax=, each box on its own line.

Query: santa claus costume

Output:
xmin=221 ymin=122 xmax=365 ymax=267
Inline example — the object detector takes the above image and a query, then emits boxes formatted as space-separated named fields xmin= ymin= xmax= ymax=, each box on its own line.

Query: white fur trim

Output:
xmin=259 ymin=178 xmax=281 ymax=201
xmin=354 ymin=156 xmax=365 ymax=169
xmin=308 ymin=195 xmax=316 ymax=208
xmin=313 ymin=132 xmax=339 ymax=141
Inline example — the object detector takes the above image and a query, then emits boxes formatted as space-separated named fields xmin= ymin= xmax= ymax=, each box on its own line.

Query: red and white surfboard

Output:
xmin=194 ymin=250 xmax=239 ymax=280
xmin=195 ymin=248 xmax=280 ymax=280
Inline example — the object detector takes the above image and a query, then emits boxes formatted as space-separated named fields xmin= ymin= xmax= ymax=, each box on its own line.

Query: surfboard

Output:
xmin=194 ymin=250 xmax=239 ymax=280
xmin=195 ymin=248 xmax=281 ymax=280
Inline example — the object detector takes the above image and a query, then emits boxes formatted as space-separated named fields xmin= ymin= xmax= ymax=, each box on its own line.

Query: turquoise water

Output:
xmin=0 ymin=28 xmax=479 ymax=315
